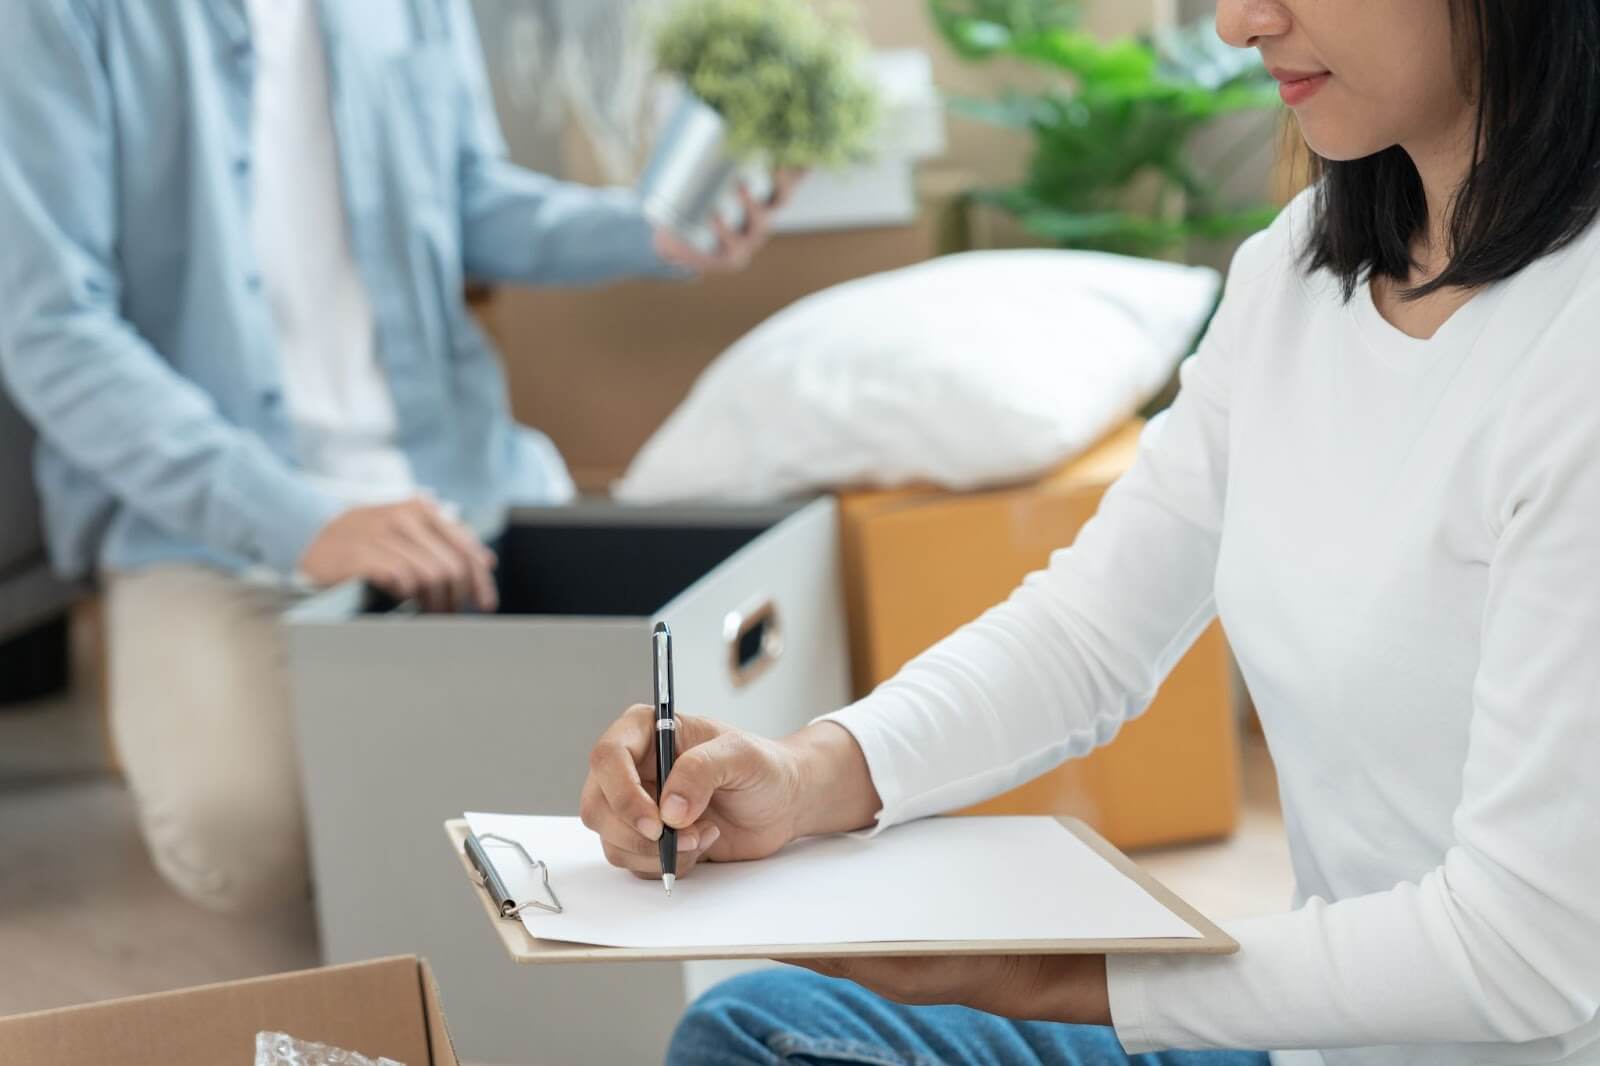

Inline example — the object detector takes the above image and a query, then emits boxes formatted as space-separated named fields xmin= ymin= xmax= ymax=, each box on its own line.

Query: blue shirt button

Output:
xmin=234 ymin=156 xmax=250 ymax=177
xmin=245 ymin=272 xmax=262 ymax=292
xmin=261 ymin=389 xmax=282 ymax=409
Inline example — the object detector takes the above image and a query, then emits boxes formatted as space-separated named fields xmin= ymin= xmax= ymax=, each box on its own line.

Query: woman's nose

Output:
xmin=1216 ymin=0 xmax=1293 ymax=49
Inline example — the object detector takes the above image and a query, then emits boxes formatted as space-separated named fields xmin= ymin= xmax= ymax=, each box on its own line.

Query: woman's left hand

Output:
xmin=654 ymin=169 xmax=805 ymax=274
xmin=788 ymin=954 xmax=1112 ymax=1025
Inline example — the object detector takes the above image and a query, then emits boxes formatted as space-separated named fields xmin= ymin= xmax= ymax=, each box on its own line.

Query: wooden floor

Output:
xmin=0 ymin=623 xmax=1293 ymax=1029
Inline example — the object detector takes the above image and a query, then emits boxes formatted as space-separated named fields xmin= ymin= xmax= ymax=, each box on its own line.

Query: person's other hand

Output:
xmin=789 ymin=954 xmax=1112 ymax=1026
xmin=298 ymin=495 xmax=497 ymax=613
xmin=654 ymin=169 xmax=805 ymax=275
xmin=580 ymin=706 xmax=807 ymax=879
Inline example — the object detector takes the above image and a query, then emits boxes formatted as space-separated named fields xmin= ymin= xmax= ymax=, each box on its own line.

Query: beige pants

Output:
xmin=108 ymin=565 xmax=310 ymax=913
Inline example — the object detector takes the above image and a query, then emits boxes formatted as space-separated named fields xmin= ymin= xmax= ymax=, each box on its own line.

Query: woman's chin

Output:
xmin=1296 ymin=120 xmax=1396 ymax=165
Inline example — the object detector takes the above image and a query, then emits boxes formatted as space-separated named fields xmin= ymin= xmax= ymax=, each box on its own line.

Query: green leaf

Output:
xmin=927 ymin=3 xmax=1283 ymax=257
xmin=927 ymin=0 xmax=1082 ymax=58
xmin=945 ymin=91 xmax=1053 ymax=130
xmin=1010 ymin=29 xmax=1158 ymax=86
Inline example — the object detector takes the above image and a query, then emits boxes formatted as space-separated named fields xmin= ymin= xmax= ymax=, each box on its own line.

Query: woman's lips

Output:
xmin=1272 ymin=69 xmax=1331 ymax=107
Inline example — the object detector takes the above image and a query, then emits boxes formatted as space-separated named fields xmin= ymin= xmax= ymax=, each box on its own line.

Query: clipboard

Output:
xmin=444 ymin=817 xmax=1237 ymax=963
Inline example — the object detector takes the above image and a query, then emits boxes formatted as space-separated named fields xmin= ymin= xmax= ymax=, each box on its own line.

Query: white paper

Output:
xmin=463 ymin=813 xmax=1200 ymax=950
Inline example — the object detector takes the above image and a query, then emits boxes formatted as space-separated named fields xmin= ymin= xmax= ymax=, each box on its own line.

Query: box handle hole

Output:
xmin=724 ymin=598 xmax=783 ymax=688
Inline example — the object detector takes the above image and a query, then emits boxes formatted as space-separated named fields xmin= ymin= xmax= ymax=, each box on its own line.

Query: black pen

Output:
xmin=652 ymin=622 xmax=677 ymax=896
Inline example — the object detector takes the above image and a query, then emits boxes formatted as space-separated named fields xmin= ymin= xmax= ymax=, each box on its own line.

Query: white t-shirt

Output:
xmin=823 ymin=193 xmax=1600 ymax=1065
xmin=246 ymin=0 xmax=415 ymax=506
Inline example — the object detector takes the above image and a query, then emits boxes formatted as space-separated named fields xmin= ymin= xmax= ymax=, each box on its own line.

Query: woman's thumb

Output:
xmin=660 ymin=732 xmax=756 ymax=828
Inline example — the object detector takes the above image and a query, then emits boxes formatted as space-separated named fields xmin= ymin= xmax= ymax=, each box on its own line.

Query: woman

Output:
xmin=580 ymin=1 xmax=1600 ymax=1062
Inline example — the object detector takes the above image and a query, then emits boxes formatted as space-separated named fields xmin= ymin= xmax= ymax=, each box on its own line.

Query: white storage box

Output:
xmin=284 ymin=498 xmax=849 ymax=1065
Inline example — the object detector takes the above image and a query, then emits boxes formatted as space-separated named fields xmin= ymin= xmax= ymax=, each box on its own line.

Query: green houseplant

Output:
xmin=654 ymin=0 xmax=878 ymax=169
xmin=928 ymin=0 xmax=1282 ymax=256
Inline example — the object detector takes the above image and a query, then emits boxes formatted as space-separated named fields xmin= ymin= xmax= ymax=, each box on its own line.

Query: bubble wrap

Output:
xmin=254 ymin=1031 xmax=404 ymax=1066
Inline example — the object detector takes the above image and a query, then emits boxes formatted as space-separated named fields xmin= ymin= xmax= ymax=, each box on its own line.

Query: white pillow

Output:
xmin=614 ymin=250 xmax=1220 ymax=503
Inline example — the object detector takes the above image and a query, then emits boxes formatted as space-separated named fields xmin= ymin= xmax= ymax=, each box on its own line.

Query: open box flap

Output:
xmin=0 ymin=956 xmax=452 ymax=1066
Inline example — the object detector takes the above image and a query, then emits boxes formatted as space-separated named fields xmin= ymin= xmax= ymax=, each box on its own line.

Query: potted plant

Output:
xmin=928 ymin=0 xmax=1282 ymax=257
xmin=639 ymin=0 xmax=879 ymax=249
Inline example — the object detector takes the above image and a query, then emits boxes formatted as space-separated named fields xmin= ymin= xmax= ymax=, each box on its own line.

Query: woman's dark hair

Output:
xmin=1304 ymin=0 xmax=1600 ymax=300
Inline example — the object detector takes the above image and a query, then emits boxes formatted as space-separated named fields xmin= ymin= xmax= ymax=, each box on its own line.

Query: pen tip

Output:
xmin=663 ymin=874 xmax=675 ymax=897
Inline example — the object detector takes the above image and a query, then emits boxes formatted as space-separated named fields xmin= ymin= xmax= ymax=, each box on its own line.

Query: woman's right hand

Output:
xmin=580 ymin=707 xmax=805 ymax=879
xmin=580 ymin=707 xmax=881 ymax=880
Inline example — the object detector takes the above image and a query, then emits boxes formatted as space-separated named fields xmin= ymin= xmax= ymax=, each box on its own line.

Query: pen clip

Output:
xmin=654 ymin=628 xmax=672 ymax=707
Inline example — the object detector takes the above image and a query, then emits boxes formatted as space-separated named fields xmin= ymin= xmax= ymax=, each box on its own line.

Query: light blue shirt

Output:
xmin=0 ymin=0 xmax=676 ymax=579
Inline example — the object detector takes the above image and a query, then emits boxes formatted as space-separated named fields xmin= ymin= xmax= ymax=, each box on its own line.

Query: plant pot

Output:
xmin=638 ymin=88 xmax=775 ymax=254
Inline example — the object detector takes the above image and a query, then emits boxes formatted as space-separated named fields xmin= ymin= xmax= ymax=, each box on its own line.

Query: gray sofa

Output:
xmin=0 ymin=387 xmax=81 ymax=700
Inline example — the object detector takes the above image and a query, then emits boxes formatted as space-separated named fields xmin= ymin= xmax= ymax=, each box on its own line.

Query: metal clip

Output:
xmin=465 ymin=831 xmax=564 ymax=918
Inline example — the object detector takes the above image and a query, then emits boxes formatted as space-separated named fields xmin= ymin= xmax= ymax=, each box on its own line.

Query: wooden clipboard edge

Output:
xmin=444 ymin=817 xmax=1238 ymax=964
xmin=1053 ymin=817 xmax=1238 ymax=955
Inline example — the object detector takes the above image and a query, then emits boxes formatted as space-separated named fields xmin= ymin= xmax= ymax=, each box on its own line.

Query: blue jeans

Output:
xmin=668 ymin=969 xmax=1270 ymax=1066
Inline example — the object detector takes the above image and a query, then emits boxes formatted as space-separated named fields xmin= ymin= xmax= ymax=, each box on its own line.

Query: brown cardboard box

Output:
xmin=839 ymin=421 xmax=1241 ymax=850
xmin=0 ymin=957 xmax=458 ymax=1066
xmin=475 ymin=173 xmax=974 ymax=493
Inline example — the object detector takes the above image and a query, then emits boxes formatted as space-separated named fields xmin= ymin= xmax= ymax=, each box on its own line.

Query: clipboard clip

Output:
xmin=464 ymin=831 xmax=564 ymax=919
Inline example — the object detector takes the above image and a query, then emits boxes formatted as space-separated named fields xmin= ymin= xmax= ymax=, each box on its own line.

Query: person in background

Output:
xmin=0 ymin=0 xmax=791 ymax=913
xmin=582 ymin=0 xmax=1600 ymax=1063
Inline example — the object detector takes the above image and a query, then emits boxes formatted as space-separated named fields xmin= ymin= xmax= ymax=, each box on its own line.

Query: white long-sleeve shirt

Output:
xmin=822 ymin=192 xmax=1600 ymax=1066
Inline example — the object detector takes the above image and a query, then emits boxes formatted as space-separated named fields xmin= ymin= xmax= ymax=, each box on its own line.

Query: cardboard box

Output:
xmin=839 ymin=421 xmax=1241 ymax=850
xmin=0 ymin=956 xmax=457 ymax=1066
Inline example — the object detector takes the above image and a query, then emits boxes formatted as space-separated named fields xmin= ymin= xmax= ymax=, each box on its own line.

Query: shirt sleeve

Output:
xmin=817 ymin=225 xmax=1274 ymax=830
xmin=443 ymin=0 xmax=682 ymax=287
xmin=1107 ymin=289 xmax=1600 ymax=1056
xmin=0 ymin=0 xmax=341 ymax=576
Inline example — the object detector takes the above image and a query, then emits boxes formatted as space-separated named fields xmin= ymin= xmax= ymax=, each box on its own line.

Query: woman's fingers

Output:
xmin=582 ymin=752 xmax=731 ymax=879
xmin=589 ymin=809 xmax=721 ymax=862
xmin=583 ymin=803 xmax=660 ymax=858
xmin=659 ymin=730 xmax=765 ymax=829
xmin=587 ymin=709 xmax=668 ymax=838
xmin=584 ymin=706 xmax=741 ymax=876
xmin=615 ymin=845 xmax=708 ymax=880
xmin=611 ymin=824 xmax=723 ymax=880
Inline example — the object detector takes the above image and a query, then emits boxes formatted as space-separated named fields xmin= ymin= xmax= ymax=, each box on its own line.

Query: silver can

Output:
xmin=639 ymin=88 xmax=774 ymax=253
